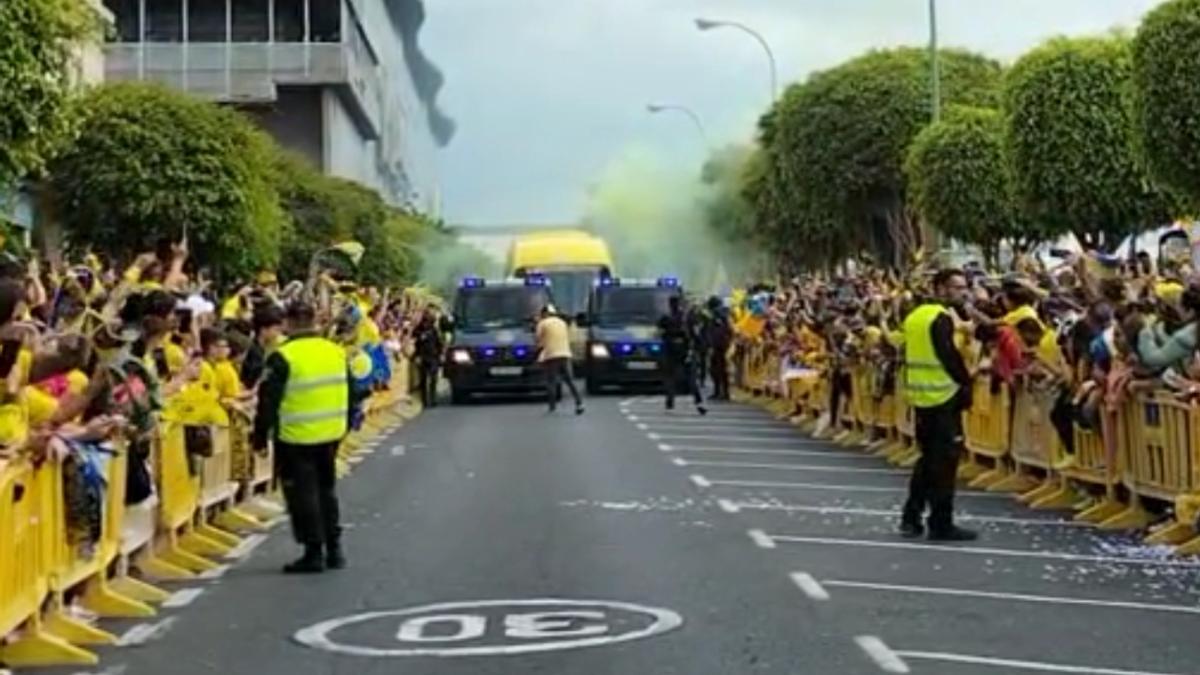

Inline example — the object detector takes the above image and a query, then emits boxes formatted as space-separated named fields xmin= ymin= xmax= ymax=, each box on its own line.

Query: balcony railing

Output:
xmin=104 ymin=42 xmax=382 ymax=139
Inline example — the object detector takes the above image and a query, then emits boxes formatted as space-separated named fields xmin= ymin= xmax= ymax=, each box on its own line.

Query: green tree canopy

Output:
xmin=49 ymin=83 xmax=284 ymax=280
xmin=0 ymin=0 xmax=98 ymax=187
xmin=1004 ymin=35 xmax=1172 ymax=249
xmin=1132 ymin=0 xmax=1200 ymax=207
xmin=905 ymin=106 xmax=1029 ymax=258
xmin=769 ymin=47 xmax=1002 ymax=265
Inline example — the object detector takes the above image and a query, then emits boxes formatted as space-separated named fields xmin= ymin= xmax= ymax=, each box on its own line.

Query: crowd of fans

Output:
xmin=0 ymin=237 xmax=440 ymax=556
xmin=732 ymin=247 xmax=1200 ymax=471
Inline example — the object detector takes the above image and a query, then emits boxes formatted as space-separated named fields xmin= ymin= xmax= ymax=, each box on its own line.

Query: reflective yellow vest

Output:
xmin=903 ymin=303 xmax=959 ymax=409
xmin=277 ymin=336 xmax=349 ymax=444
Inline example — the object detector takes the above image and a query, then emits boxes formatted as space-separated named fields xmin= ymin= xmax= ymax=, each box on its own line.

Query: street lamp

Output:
xmin=929 ymin=0 xmax=941 ymax=123
xmin=694 ymin=17 xmax=778 ymax=102
xmin=646 ymin=103 xmax=710 ymax=148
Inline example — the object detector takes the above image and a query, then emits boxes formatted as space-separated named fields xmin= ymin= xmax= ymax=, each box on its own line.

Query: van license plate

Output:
xmin=490 ymin=366 xmax=523 ymax=376
xmin=626 ymin=361 xmax=658 ymax=371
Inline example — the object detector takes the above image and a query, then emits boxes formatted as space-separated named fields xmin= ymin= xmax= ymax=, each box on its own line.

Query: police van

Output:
xmin=582 ymin=277 xmax=683 ymax=394
xmin=445 ymin=276 xmax=554 ymax=404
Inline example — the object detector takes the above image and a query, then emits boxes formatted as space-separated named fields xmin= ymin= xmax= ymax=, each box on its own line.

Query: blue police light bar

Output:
xmin=648 ymin=342 xmax=663 ymax=354
xmin=460 ymin=277 xmax=485 ymax=288
xmin=513 ymin=346 xmax=530 ymax=358
xmin=525 ymin=275 xmax=549 ymax=287
xmin=483 ymin=347 xmax=498 ymax=358
xmin=657 ymin=276 xmax=680 ymax=288
xmin=619 ymin=343 xmax=635 ymax=355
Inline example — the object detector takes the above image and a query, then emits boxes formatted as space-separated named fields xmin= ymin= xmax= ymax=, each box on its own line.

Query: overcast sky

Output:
xmin=422 ymin=0 xmax=1164 ymax=226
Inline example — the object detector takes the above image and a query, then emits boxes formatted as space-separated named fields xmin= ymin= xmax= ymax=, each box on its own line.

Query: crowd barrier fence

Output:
xmin=0 ymin=363 xmax=416 ymax=668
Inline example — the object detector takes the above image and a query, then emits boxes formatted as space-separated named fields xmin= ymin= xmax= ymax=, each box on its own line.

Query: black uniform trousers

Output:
xmin=663 ymin=356 xmax=704 ymax=408
xmin=276 ymin=440 xmax=342 ymax=548
xmin=902 ymin=398 xmax=964 ymax=532
xmin=710 ymin=348 xmax=730 ymax=401
xmin=416 ymin=356 xmax=439 ymax=407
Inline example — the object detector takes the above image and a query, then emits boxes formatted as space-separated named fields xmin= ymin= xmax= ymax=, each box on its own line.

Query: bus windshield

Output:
xmin=593 ymin=287 xmax=677 ymax=326
xmin=542 ymin=271 xmax=597 ymax=317
xmin=455 ymin=287 xmax=551 ymax=330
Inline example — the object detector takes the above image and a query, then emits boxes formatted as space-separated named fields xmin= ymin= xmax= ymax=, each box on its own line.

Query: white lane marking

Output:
xmin=748 ymin=529 xmax=776 ymax=549
xmin=717 ymin=499 xmax=740 ymax=514
xmin=672 ymin=459 xmax=899 ymax=474
xmin=294 ymin=599 xmax=684 ymax=657
xmin=650 ymin=434 xmax=822 ymax=445
xmin=665 ymin=446 xmax=871 ymax=459
xmin=689 ymin=474 xmax=712 ymax=488
xmin=391 ymin=445 xmax=407 ymax=456
xmin=726 ymin=502 xmax=1089 ymax=528
xmin=627 ymin=415 xmax=788 ymax=427
xmin=226 ymin=533 xmax=267 ymax=560
xmin=670 ymin=457 xmax=687 ymax=467
xmin=636 ymin=423 xmax=648 ymax=430
xmin=647 ymin=432 xmax=661 ymax=440
xmin=117 ymin=617 xmax=178 ymax=647
xmin=657 ymin=444 xmax=673 ymax=452
xmin=895 ymin=650 xmax=1187 ymax=675
xmin=198 ymin=564 xmax=231 ymax=580
xmin=703 ymin=478 xmax=1011 ymax=498
xmin=856 ymin=636 xmax=910 ymax=673
xmin=823 ymin=579 xmax=1200 ymax=615
xmin=161 ymin=588 xmax=205 ymax=608
xmin=789 ymin=572 xmax=830 ymax=601
xmin=348 ymin=456 xmax=366 ymax=464
xmin=70 ymin=665 xmax=127 ymax=675
xmin=768 ymin=535 xmax=1200 ymax=568
xmin=637 ymin=424 xmax=799 ymax=435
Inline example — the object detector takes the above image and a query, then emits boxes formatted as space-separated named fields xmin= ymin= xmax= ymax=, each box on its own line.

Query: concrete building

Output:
xmin=101 ymin=0 xmax=447 ymax=213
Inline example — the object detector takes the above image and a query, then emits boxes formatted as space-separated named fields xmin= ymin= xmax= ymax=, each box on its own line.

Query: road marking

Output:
xmin=70 ymin=665 xmax=127 ymax=675
xmin=722 ymin=502 xmax=1088 ymax=528
xmin=748 ymin=529 xmax=776 ymax=549
xmin=689 ymin=474 xmax=712 ymax=488
xmin=294 ymin=599 xmax=684 ymax=657
xmin=789 ymin=572 xmax=830 ymax=601
xmin=161 ymin=588 xmax=205 ymax=608
xmin=822 ymin=579 xmax=1200 ymax=615
xmin=767 ymin=535 xmax=1200 ymax=567
xmin=649 ymin=434 xmax=823 ymax=444
xmin=391 ymin=445 xmax=407 ymax=456
xmin=348 ymin=456 xmax=365 ymax=464
xmin=894 ymin=650 xmax=1187 ymax=675
xmin=226 ymin=533 xmax=267 ymax=560
xmin=671 ymin=459 xmax=899 ymax=474
xmin=702 ymin=478 xmax=1012 ymax=498
xmin=117 ymin=617 xmax=178 ymax=647
xmin=670 ymin=457 xmax=687 ymax=467
xmin=198 ymin=564 xmax=230 ymax=580
xmin=717 ymin=499 xmax=740 ymax=513
xmin=636 ymin=423 xmax=648 ymax=430
xmin=663 ymin=446 xmax=869 ymax=459
xmin=856 ymin=636 xmax=910 ymax=673
xmin=636 ymin=424 xmax=799 ymax=435
xmin=626 ymin=415 xmax=786 ymax=427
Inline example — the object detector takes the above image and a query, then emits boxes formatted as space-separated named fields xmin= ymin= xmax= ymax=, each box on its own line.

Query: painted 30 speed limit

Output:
xmin=294 ymin=598 xmax=684 ymax=657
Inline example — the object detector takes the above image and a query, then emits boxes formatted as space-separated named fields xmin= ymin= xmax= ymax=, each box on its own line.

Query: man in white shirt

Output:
xmin=536 ymin=305 xmax=584 ymax=415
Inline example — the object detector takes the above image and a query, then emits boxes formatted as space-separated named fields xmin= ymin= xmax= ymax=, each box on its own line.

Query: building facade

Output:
xmin=102 ymin=0 xmax=440 ymax=213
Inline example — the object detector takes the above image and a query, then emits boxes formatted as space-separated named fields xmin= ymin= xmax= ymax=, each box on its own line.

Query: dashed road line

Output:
xmin=117 ymin=617 xmax=178 ymax=647
xmin=689 ymin=474 xmax=712 ymax=488
xmin=722 ymin=502 xmax=1088 ymax=528
xmin=670 ymin=458 xmax=900 ymax=474
xmin=748 ymin=529 xmax=776 ymax=549
xmin=226 ymin=533 xmax=267 ymax=560
xmin=893 ymin=650 xmax=1187 ymax=675
xmin=822 ymin=579 xmax=1200 ymax=615
xmin=660 ymin=445 xmax=872 ymax=459
xmin=161 ymin=587 xmax=205 ymax=608
xmin=635 ymin=424 xmax=800 ymax=435
xmin=789 ymin=572 xmax=830 ymax=601
xmin=855 ymin=635 xmax=910 ymax=673
xmin=198 ymin=564 xmax=231 ymax=580
xmin=647 ymin=434 xmax=825 ymax=445
xmin=717 ymin=498 xmax=740 ymax=513
xmin=697 ymin=477 xmax=1011 ymax=498
xmin=767 ymin=534 xmax=1200 ymax=567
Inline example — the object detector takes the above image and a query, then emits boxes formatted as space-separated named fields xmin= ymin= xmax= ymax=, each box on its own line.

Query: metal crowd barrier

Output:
xmin=0 ymin=363 xmax=416 ymax=667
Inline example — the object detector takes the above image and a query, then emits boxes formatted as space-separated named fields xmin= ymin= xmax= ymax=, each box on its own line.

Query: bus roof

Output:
xmin=508 ymin=232 xmax=613 ymax=275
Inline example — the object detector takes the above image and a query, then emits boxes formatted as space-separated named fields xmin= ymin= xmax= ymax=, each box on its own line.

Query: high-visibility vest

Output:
xmin=277 ymin=336 xmax=349 ymax=444
xmin=903 ymin=303 xmax=959 ymax=409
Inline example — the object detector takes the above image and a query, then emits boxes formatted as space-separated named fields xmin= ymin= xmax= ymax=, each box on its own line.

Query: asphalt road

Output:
xmin=47 ymin=394 xmax=1200 ymax=675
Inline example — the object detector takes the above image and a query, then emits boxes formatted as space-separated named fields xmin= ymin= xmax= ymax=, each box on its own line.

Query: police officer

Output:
xmin=253 ymin=301 xmax=352 ymax=573
xmin=900 ymin=268 xmax=976 ymax=541
xmin=413 ymin=307 xmax=443 ymax=408
xmin=659 ymin=296 xmax=707 ymax=415
xmin=706 ymin=296 xmax=733 ymax=401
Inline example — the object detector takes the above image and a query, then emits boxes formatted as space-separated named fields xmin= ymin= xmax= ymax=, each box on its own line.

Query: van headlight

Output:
xmin=590 ymin=343 xmax=611 ymax=359
xmin=451 ymin=348 xmax=473 ymax=365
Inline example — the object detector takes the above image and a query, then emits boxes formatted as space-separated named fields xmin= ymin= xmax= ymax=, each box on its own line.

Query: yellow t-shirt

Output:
xmin=356 ymin=316 xmax=382 ymax=347
xmin=536 ymin=316 xmax=573 ymax=361
xmin=1036 ymin=330 xmax=1067 ymax=376
xmin=213 ymin=359 xmax=242 ymax=401
xmin=1002 ymin=305 xmax=1041 ymax=328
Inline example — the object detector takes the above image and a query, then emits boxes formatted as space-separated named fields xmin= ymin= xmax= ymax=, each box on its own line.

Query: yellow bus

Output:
xmin=507 ymin=230 xmax=614 ymax=360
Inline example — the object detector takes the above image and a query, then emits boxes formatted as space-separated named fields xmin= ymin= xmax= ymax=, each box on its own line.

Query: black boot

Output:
xmin=927 ymin=525 xmax=978 ymax=542
xmin=326 ymin=542 xmax=347 ymax=570
xmin=284 ymin=544 xmax=325 ymax=574
xmin=898 ymin=520 xmax=925 ymax=539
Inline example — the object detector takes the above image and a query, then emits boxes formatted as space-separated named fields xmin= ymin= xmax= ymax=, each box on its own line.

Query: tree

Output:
xmin=1004 ymin=35 xmax=1172 ymax=250
xmin=49 ymin=83 xmax=284 ymax=280
xmin=274 ymin=152 xmax=356 ymax=281
xmin=0 ymin=0 xmax=99 ymax=187
xmin=905 ymin=106 xmax=1029 ymax=262
xmin=769 ymin=47 xmax=1002 ymax=266
xmin=1132 ymin=0 xmax=1200 ymax=207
